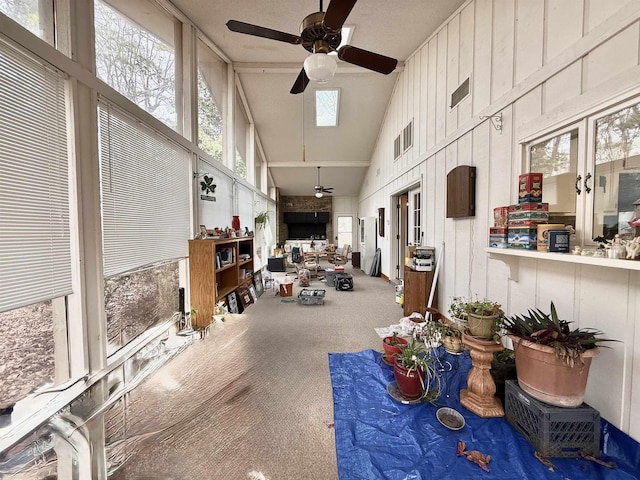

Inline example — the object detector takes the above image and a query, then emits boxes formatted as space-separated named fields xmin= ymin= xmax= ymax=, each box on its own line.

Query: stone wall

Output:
xmin=278 ymin=195 xmax=332 ymax=244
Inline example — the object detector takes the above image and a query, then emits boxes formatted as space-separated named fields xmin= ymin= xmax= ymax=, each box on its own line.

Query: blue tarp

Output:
xmin=329 ymin=349 xmax=640 ymax=480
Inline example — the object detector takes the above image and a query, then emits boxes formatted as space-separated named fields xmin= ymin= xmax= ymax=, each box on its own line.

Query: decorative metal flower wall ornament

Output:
xmin=200 ymin=175 xmax=217 ymax=195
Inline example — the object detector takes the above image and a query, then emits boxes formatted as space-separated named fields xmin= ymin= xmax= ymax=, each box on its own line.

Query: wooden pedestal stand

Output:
xmin=460 ymin=334 xmax=505 ymax=418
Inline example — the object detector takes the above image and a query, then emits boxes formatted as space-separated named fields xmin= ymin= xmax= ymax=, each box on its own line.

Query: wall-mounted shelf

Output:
xmin=485 ymin=247 xmax=640 ymax=282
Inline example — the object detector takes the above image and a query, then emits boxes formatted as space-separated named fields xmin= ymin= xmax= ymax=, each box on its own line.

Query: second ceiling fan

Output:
xmin=226 ymin=0 xmax=398 ymax=94
xmin=314 ymin=166 xmax=333 ymax=198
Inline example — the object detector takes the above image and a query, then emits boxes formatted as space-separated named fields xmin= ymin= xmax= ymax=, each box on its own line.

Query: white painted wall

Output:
xmin=360 ymin=0 xmax=640 ymax=439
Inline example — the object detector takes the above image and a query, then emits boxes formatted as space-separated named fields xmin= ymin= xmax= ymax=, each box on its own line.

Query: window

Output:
xmin=315 ymin=89 xmax=339 ymax=127
xmin=197 ymin=38 xmax=226 ymax=162
xmin=592 ymin=101 xmax=640 ymax=240
xmin=528 ymin=129 xmax=578 ymax=228
xmin=0 ymin=36 xmax=71 ymax=407
xmin=94 ymin=0 xmax=177 ymax=129
xmin=412 ymin=192 xmax=422 ymax=244
xmin=525 ymin=95 xmax=640 ymax=244
xmin=0 ymin=0 xmax=54 ymax=45
xmin=235 ymin=90 xmax=248 ymax=179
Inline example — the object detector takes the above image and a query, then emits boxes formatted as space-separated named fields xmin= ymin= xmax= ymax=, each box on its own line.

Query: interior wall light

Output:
xmin=315 ymin=191 xmax=323 ymax=198
xmin=304 ymin=53 xmax=337 ymax=83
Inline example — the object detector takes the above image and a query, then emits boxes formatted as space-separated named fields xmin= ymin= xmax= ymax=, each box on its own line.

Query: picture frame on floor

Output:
xmin=237 ymin=285 xmax=253 ymax=309
xmin=254 ymin=270 xmax=264 ymax=297
xmin=227 ymin=291 xmax=239 ymax=314
xmin=249 ymin=284 xmax=258 ymax=302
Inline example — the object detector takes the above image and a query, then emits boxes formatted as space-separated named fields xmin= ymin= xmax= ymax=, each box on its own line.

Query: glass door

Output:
xmin=334 ymin=214 xmax=355 ymax=250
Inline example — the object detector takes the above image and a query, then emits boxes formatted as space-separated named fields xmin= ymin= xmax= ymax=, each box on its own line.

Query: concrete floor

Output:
xmin=110 ymin=264 xmax=402 ymax=480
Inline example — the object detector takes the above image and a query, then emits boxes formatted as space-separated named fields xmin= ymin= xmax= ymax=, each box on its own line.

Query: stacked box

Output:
xmin=298 ymin=289 xmax=326 ymax=305
xmin=505 ymin=381 xmax=600 ymax=458
xmin=518 ymin=173 xmax=543 ymax=203
xmin=494 ymin=206 xmax=509 ymax=228
xmin=508 ymin=227 xmax=538 ymax=250
xmin=489 ymin=227 xmax=508 ymax=248
xmin=508 ymin=203 xmax=549 ymax=228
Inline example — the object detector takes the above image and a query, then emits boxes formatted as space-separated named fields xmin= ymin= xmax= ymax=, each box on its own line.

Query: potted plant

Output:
xmin=382 ymin=332 xmax=408 ymax=364
xmin=441 ymin=323 xmax=464 ymax=354
xmin=448 ymin=296 xmax=470 ymax=328
xmin=502 ymin=302 xmax=615 ymax=407
xmin=393 ymin=336 xmax=441 ymax=402
xmin=490 ymin=348 xmax=516 ymax=404
xmin=464 ymin=298 xmax=504 ymax=340
xmin=421 ymin=319 xmax=464 ymax=354
xmin=254 ymin=211 xmax=269 ymax=230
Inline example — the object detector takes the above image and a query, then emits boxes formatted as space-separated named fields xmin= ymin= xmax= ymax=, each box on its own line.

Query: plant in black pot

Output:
xmin=463 ymin=298 xmax=504 ymax=340
xmin=490 ymin=348 xmax=516 ymax=404
xmin=502 ymin=301 xmax=616 ymax=407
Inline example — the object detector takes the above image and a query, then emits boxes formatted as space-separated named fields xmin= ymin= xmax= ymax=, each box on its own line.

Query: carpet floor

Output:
xmin=110 ymin=263 xmax=401 ymax=480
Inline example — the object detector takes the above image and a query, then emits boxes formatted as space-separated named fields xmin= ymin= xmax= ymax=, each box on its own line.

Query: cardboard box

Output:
xmin=508 ymin=203 xmax=549 ymax=227
xmin=490 ymin=227 xmax=508 ymax=235
xmin=519 ymin=173 xmax=543 ymax=203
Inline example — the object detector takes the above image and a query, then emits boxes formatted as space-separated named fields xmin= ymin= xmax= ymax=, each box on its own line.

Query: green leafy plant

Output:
xmin=396 ymin=336 xmax=442 ymax=403
xmin=448 ymin=296 xmax=470 ymax=319
xmin=464 ymin=298 xmax=504 ymax=317
xmin=502 ymin=302 xmax=615 ymax=367
xmin=493 ymin=348 xmax=515 ymax=364
xmin=254 ymin=211 xmax=269 ymax=230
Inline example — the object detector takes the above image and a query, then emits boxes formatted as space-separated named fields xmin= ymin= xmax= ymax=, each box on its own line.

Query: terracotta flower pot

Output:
xmin=393 ymin=359 xmax=425 ymax=399
xmin=442 ymin=335 xmax=463 ymax=354
xmin=467 ymin=313 xmax=498 ymax=339
xmin=510 ymin=335 xmax=599 ymax=407
xmin=383 ymin=336 xmax=408 ymax=359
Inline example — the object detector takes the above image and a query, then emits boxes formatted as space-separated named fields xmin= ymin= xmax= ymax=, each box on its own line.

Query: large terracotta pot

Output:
xmin=393 ymin=360 xmax=425 ymax=400
xmin=510 ymin=335 xmax=599 ymax=407
xmin=467 ymin=313 xmax=498 ymax=339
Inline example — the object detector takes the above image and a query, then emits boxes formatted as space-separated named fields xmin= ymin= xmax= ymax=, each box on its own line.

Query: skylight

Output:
xmin=315 ymin=89 xmax=340 ymax=127
xmin=329 ymin=25 xmax=353 ymax=55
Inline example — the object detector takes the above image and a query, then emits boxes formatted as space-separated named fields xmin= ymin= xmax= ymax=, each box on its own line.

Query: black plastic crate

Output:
xmin=505 ymin=380 xmax=600 ymax=458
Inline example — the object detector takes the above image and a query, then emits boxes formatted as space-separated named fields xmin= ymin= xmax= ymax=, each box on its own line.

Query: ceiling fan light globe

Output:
xmin=315 ymin=191 xmax=323 ymax=198
xmin=304 ymin=53 xmax=337 ymax=82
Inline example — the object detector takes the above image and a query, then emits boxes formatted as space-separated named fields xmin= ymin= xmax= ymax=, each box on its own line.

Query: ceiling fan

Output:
xmin=314 ymin=166 xmax=333 ymax=198
xmin=226 ymin=0 xmax=398 ymax=94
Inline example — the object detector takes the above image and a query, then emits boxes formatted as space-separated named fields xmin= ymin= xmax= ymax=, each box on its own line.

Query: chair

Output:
xmin=332 ymin=244 xmax=351 ymax=266
xmin=301 ymin=251 xmax=319 ymax=277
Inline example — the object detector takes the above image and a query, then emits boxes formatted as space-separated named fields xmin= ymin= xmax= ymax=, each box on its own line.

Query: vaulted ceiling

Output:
xmin=171 ymin=0 xmax=467 ymax=196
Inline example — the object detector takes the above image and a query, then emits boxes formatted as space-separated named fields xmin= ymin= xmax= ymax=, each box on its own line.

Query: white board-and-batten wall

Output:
xmin=358 ymin=0 xmax=640 ymax=440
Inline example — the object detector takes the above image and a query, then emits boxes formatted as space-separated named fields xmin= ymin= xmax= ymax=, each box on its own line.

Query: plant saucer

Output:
xmin=436 ymin=407 xmax=465 ymax=430
xmin=386 ymin=381 xmax=422 ymax=405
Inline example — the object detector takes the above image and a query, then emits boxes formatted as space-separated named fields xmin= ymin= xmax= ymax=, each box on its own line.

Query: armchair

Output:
xmin=331 ymin=244 xmax=351 ymax=266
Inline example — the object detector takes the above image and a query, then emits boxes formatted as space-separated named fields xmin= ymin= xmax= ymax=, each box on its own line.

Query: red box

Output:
xmin=490 ymin=227 xmax=508 ymax=234
xmin=519 ymin=173 xmax=543 ymax=204
xmin=494 ymin=206 xmax=509 ymax=228
xmin=508 ymin=203 xmax=549 ymax=213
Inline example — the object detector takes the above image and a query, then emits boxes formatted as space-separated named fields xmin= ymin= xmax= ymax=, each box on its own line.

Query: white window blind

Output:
xmin=0 ymin=41 xmax=72 ymax=312
xmin=98 ymin=102 xmax=190 ymax=277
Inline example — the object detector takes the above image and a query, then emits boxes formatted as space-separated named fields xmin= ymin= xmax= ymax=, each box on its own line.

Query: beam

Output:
xmin=232 ymin=61 xmax=404 ymax=75
xmin=267 ymin=161 xmax=370 ymax=168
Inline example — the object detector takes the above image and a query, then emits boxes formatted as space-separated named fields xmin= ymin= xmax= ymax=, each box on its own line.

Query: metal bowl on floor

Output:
xmin=436 ymin=407 xmax=465 ymax=430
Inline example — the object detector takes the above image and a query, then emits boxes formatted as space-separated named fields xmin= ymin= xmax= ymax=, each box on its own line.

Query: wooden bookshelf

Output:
xmin=188 ymin=237 xmax=254 ymax=328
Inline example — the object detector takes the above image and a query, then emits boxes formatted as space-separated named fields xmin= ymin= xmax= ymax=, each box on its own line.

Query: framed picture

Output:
xmin=254 ymin=270 xmax=264 ymax=297
xmin=226 ymin=291 xmax=239 ymax=314
xmin=378 ymin=208 xmax=385 ymax=237
xmin=199 ymin=224 xmax=207 ymax=238
xmin=249 ymin=285 xmax=258 ymax=302
xmin=237 ymin=285 xmax=253 ymax=309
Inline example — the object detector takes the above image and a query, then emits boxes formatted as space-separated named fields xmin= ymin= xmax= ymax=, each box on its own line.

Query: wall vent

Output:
xmin=402 ymin=120 xmax=413 ymax=151
xmin=393 ymin=135 xmax=401 ymax=159
xmin=450 ymin=77 xmax=470 ymax=108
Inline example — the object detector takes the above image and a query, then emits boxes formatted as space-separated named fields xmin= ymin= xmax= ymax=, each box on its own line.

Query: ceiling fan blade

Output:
xmin=322 ymin=188 xmax=333 ymax=193
xmin=323 ymin=0 xmax=358 ymax=32
xmin=226 ymin=20 xmax=302 ymax=45
xmin=290 ymin=68 xmax=310 ymax=94
xmin=338 ymin=45 xmax=398 ymax=74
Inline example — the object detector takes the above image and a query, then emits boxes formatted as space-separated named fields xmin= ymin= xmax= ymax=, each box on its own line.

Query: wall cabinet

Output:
xmin=188 ymin=237 xmax=254 ymax=328
xmin=403 ymin=267 xmax=438 ymax=317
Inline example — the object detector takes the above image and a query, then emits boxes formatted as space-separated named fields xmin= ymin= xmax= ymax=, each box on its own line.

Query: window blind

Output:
xmin=0 ymin=41 xmax=72 ymax=313
xmin=98 ymin=102 xmax=190 ymax=277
